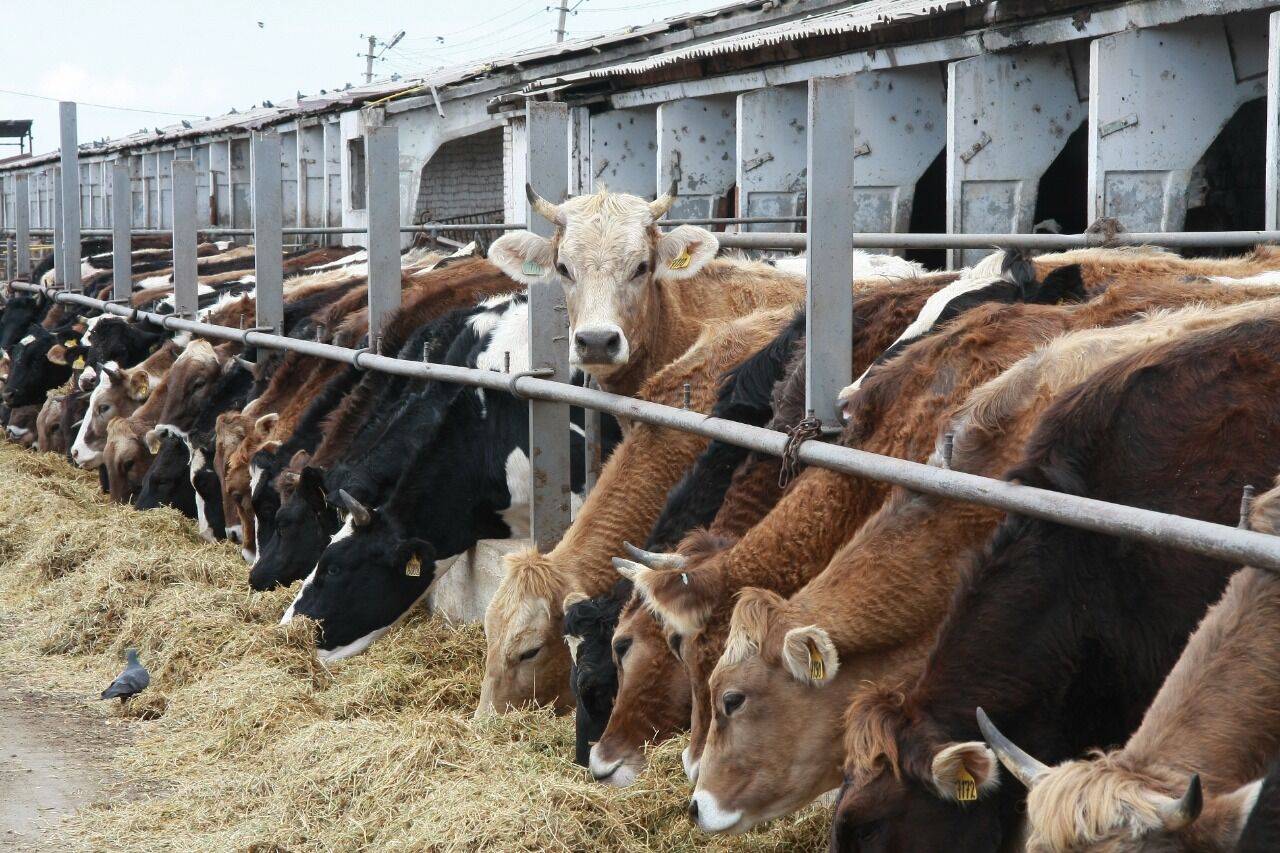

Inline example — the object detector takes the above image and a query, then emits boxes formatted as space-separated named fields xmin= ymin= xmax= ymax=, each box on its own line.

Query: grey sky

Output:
xmin=0 ymin=0 xmax=727 ymax=155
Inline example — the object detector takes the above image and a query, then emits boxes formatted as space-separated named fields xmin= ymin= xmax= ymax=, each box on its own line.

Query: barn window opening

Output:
xmin=1182 ymin=96 xmax=1265 ymax=256
xmin=348 ymin=139 xmax=366 ymax=211
xmin=414 ymin=129 xmax=504 ymax=226
xmin=905 ymin=148 xmax=946 ymax=271
xmin=1033 ymin=121 xmax=1088 ymax=237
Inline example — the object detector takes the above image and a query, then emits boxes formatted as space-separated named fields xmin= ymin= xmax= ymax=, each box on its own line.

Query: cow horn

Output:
xmin=611 ymin=556 xmax=643 ymax=582
xmin=1158 ymin=774 xmax=1203 ymax=830
xmin=525 ymin=183 xmax=565 ymax=226
xmin=234 ymin=355 xmax=257 ymax=373
xmin=647 ymin=179 xmax=679 ymax=222
xmin=976 ymin=707 xmax=1049 ymax=789
xmin=622 ymin=541 xmax=687 ymax=570
xmin=337 ymin=488 xmax=371 ymax=527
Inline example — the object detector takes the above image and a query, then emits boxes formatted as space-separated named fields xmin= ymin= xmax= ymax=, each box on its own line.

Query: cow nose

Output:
xmin=687 ymin=799 xmax=699 ymax=822
xmin=574 ymin=329 xmax=621 ymax=362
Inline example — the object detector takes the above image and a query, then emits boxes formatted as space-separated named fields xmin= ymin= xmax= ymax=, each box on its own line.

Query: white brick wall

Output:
xmin=414 ymin=128 xmax=504 ymax=223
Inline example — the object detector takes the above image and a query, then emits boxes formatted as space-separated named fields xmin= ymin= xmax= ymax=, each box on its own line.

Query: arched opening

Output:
xmin=1034 ymin=121 xmax=1088 ymax=236
xmin=414 ymin=128 xmax=505 ymax=226
xmin=906 ymin=149 xmax=946 ymax=271
xmin=1183 ymin=97 xmax=1265 ymax=256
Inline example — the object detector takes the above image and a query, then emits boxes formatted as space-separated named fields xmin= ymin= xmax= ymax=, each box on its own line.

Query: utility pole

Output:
xmin=550 ymin=0 xmax=584 ymax=42
xmin=359 ymin=31 xmax=405 ymax=84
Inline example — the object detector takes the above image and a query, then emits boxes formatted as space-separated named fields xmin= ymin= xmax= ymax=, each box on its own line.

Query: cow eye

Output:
xmin=325 ymin=564 xmax=338 ymax=576
xmin=518 ymin=646 xmax=541 ymax=662
xmin=722 ymin=691 xmax=746 ymax=716
xmin=668 ymin=633 xmax=683 ymax=658
xmin=613 ymin=637 xmax=632 ymax=662
xmin=98 ymin=404 xmax=109 ymax=415
xmin=555 ymin=262 xmax=572 ymax=280
xmin=632 ymin=261 xmax=649 ymax=279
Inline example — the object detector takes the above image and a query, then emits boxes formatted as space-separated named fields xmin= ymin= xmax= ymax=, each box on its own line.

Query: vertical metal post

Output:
xmin=14 ymin=174 xmax=29 ymax=279
xmin=171 ymin=159 xmax=199 ymax=319
xmin=4 ymin=238 xmax=12 ymax=282
xmin=111 ymin=162 xmax=132 ymax=301
xmin=1267 ymin=12 xmax=1280 ymax=230
xmin=364 ymin=124 xmax=401 ymax=344
xmin=805 ymin=76 xmax=857 ymax=427
xmin=59 ymin=102 xmax=82 ymax=290
xmin=52 ymin=167 xmax=64 ymax=287
xmin=525 ymin=100 xmax=573 ymax=549
xmin=252 ymin=132 xmax=284 ymax=335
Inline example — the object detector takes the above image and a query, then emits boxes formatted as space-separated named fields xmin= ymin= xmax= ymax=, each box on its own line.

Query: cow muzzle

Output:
xmin=571 ymin=325 xmax=628 ymax=370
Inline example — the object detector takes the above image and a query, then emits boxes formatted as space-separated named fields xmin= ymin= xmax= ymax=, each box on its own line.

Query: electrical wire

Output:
xmin=0 ymin=87 xmax=204 ymax=119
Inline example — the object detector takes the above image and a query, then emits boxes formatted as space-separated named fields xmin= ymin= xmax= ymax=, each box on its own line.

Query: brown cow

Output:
xmin=685 ymin=296 xmax=1280 ymax=833
xmin=590 ymin=273 xmax=956 ymax=786
xmin=477 ymin=305 xmax=802 ymax=716
xmin=977 ymin=474 xmax=1280 ymax=853
xmin=69 ymin=342 xmax=180 ymax=468
xmin=5 ymin=403 xmax=39 ymax=446
xmin=490 ymin=186 xmax=804 ymax=397
xmin=35 ymin=392 xmax=65 ymax=453
xmin=627 ymin=254 xmax=1280 ymax=789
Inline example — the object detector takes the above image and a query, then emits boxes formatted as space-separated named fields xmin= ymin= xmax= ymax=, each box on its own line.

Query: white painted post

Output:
xmin=253 ymin=133 xmax=284 ymax=336
xmin=111 ymin=163 xmax=131 ymax=301
xmin=14 ymin=174 xmax=29 ymax=279
xmin=59 ymin=102 xmax=81 ymax=290
xmin=806 ymin=76 xmax=857 ymax=427
xmin=525 ymin=100 xmax=573 ymax=549
xmin=171 ymin=159 xmax=199 ymax=319
xmin=364 ymin=125 xmax=401 ymax=344
xmin=280 ymin=129 xmax=299 ymax=229
xmin=736 ymin=86 xmax=807 ymax=232
xmin=51 ymin=167 xmax=63 ymax=287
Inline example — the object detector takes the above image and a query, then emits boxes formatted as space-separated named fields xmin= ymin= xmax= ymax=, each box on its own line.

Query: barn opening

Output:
xmin=1034 ymin=121 xmax=1088 ymax=236
xmin=906 ymin=149 xmax=946 ymax=270
xmin=1183 ymin=96 xmax=1266 ymax=255
xmin=414 ymin=128 xmax=504 ymax=226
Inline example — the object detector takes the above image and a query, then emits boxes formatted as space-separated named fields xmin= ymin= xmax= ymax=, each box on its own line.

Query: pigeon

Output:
xmin=100 ymin=648 xmax=150 ymax=703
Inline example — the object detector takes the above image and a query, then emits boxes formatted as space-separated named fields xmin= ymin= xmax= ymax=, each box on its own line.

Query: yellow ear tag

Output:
xmin=669 ymin=250 xmax=692 ymax=271
xmin=64 ymin=339 xmax=77 ymax=348
xmin=405 ymin=553 xmax=422 ymax=577
xmin=955 ymin=768 xmax=978 ymax=802
xmin=135 ymin=382 xmax=150 ymax=401
xmin=72 ymin=356 xmax=86 ymax=370
xmin=522 ymin=260 xmax=545 ymax=277
xmin=806 ymin=638 xmax=825 ymax=682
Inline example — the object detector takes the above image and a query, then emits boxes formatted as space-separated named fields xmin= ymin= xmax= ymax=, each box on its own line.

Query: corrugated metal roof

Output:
xmin=535 ymin=0 xmax=986 ymax=85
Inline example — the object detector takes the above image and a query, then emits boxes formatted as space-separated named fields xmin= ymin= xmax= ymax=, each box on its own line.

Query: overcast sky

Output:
xmin=0 ymin=0 xmax=727 ymax=155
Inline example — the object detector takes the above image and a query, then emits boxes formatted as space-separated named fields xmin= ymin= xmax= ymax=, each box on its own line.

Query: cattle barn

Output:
xmin=4 ymin=1 xmax=1280 ymax=850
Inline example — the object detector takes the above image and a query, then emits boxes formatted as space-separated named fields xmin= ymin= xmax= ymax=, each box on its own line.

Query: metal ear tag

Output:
xmin=955 ymin=768 xmax=978 ymax=802
xmin=669 ymin=250 xmax=692 ymax=271
xmin=405 ymin=553 xmax=422 ymax=577
xmin=681 ymin=572 xmax=689 ymax=585
xmin=806 ymin=638 xmax=825 ymax=681
xmin=522 ymin=260 xmax=545 ymax=277
xmin=18 ymin=335 xmax=34 ymax=346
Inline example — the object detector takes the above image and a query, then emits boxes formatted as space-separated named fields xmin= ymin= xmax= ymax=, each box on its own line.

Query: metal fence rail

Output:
xmin=11 ymin=276 xmax=1280 ymax=572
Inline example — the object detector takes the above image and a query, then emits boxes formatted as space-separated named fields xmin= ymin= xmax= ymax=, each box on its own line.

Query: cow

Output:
xmin=0 ymin=294 xmax=52 ymax=353
xmin=831 ymin=312 xmax=1280 ymax=853
xmin=2 ymin=324 xmax=73 ymax=408
xmin=680 ymin=296 xmax=1280 ymax=833
xmin=977 ymin=476 xmax=1280 ymax=852
xmin=135 ymin=433 xmax=197 ymax=518
xmin=81 ymin=315 xmax=166 ymax=369
xmin=282 ymin=295 xmax=622 ymax=662
xmin=477 ymin=305 xmax=802 ymax=717
xmin=70 ymin=343 xmax=179 ymax=468
xmin=35 ymin=393 xmax=65 ymax=453
xmin=1237 ymin=761 xmax=1280 ymax=853
xmin=489 ymin=184 xmax=803 ymax=397
xmin=5 ymin=403 xmax=39 ymax=446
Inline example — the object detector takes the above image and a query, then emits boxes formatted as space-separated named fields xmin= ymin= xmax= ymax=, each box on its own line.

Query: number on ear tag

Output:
xmin=806 ymin=638 xmax=825 ymax=682
xmin=405 ymin=553 xmax=422 ymax=577
xmin=955 ymin=768 xmax=978 ymax=802
xmin=522 ymin=260 xmax=545 ymax=277
xmin=72 ymin=356 xmax=86 ymax=370
xmin=669 ymin=251 xmax=692 ymax=271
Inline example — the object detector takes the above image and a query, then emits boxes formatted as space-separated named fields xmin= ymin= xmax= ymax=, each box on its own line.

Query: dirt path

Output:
xmin=0 ymin=684 xmax=128 ymax=850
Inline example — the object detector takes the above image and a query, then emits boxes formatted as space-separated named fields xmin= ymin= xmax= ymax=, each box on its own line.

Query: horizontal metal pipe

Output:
xmin=14 ymin=279 xmax=1280 ymax=573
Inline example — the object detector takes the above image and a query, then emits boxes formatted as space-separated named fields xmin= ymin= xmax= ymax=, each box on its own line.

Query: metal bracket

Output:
xmin=1099 ymin=114 xmax=1139 ymax=138
xmin=851 ymin=142 xmax=872 ymax=158
xmin=350 ymin=346 xmax=372 ymax=370
xmin=958 ymin=131 xmax=992 ymax=164
xmin=508 ymin=367 xmax=555 ymax=399
xmin=742 ymin=153 xmax=775 ymax=173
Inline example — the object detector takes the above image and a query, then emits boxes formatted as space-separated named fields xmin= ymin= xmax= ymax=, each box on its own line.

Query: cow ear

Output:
xmin=397 ymin=538 xmax=435 ymax=578
xmin=298 ymin=465 xmax=328 ymax=511
xmin=562 ymin=591 xmax=589 ymax=612
xmin=144 ymin=429 xmax=162 ymax=455
xmin=254 ymin=413 xmax=279 ymax=439
xmin=1032 ymin=264 xmax=1086 ymax=305
xmin=654 ymin=226 xmax=718 ymax=282
xmin=781 ymin=625 xmax=840 ymax=687
xmin=930 ymin=742 xmax=1001 ymax=801
xmin=127 ymin=371 xmax=151 ymax=401
xmin=46 ymin=344 xmax=68 ymax=366
xmin=489 ymin=231 xmax=556 ymax=285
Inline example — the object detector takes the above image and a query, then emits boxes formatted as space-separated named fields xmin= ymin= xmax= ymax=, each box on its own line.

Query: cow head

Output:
xmin=830 ymin=684 xmax=1005 ymax=853
xmin=102 ymin=417 xmax=153 ymax=504
xmin=250 ymin=461 xmax=339 ymax=591
xmin=35 ymin=394 xmax=65 ymax=453
xmin=5 ymin=404 xmax=39 ymax=447
xmin=3 ymin=325 xmax=71 ymax=408
xmin=154 ymin=339 xmax=235 ymax=438
xmin=213 ymin=410 xmax=249 ymax=547
xmin=187 ymin=436 xmax=226 ymax=543
xmin=0 ymin=295 xmax=47 ymax=353
xmin=283 ymin=489 xmax=435 ymax=663
xmin=488 ymin=184 xmax=717 ymax=382
xmin=563 ymin=586 xmax=624 ymax=767
xmin=976 ymin=710 xmax=1260 ymax=853
xmin=686 ymin=588 xmax=845 ymax=834
xmin=222 ymin=411 xmax=278 ymax=561
xmin=71 ymin=362 xmax=154 ymax=468
xmin=478 ymin=548 xmax=578 ymax=716
xmin=615 ymin=533 xmax=733 ymax=776
xmin=588 ymin=596 xmax=691 ymax=787
xmin=136 ymin=433 xmax=195 ymax=516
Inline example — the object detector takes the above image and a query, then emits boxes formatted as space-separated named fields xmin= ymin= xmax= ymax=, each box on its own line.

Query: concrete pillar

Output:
xmin=323 ymin=121 xmax=343 ymax=242
xmin=736 ymin=86 xmax=807 ymax=232
xmin=279 ymin=129 xmax=299 ymax=229
xmin=1089 ymin=17 xmax=1267 ymax=231
xmin=948 ymin=45 xmax=1085 ymax=267
xmin=157 ymin=149 xmax=175 ymax=230
xmin=209 ymin=141 xmax=231 ymax=227
xmin=299 ymin=123 xmax=325 ymax=228
xmin=656 ymin=96 xmax=736 ymax=220
xmin=229 ymin=138 xmax=252 ymax=231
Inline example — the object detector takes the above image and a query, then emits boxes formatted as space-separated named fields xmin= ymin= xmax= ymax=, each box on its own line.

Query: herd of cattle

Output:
xmin=3 ymin=184 xmax=1280 ymax=851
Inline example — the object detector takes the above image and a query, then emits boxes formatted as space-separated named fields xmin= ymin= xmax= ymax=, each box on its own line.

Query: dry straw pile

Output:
xmin=0 ymin=442 xmax=829 ymax=852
